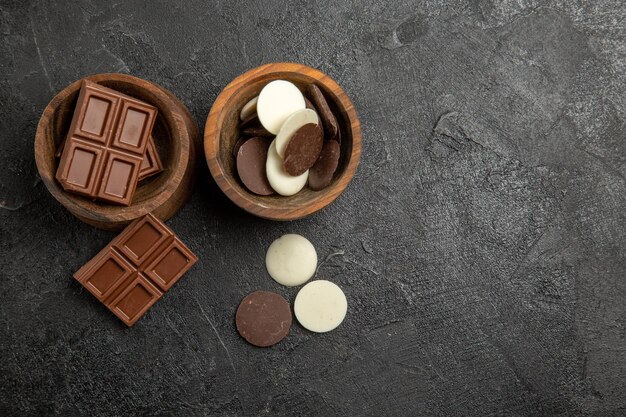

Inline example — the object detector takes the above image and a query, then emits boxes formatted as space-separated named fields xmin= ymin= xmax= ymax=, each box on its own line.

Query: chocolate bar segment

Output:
xmin=74 ymin=214 xmax=197 ymax=326
xmin=56 ymin=134 xmax=163 ymax=183
xmin=56 ymin=80 xmax=157 ymax=205
xmin=138 ymin=137 xmax=163 ymax=181
xmin=109 ymin=273 xmax=162 ymax=325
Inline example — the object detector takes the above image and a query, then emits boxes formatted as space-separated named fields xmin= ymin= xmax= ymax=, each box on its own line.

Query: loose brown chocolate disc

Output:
xmin=308 ymin=140 xmax=340 ymax=191
xmin=307 ymin=84 xmax=339 ymax=141
xmin=282 ymin=123 xmax=324 ymax=176
xmin=236 ymin=137 xmax=274 ymax=195
xmin=236 ymin=291 xmax=292 ymax=347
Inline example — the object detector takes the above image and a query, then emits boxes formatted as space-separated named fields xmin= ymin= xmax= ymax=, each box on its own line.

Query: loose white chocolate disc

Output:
xmin=257 ymin=80 xmax=306 ymax=134
xmin=240 ymin=96 xmax=258 ymax=121
xmin=275 ymin=109 xmax=319 ymax=158
xmin=266 ymin=234 xmax=317 ymax=287
xmin=266 ymin=140 xmax=308 ymax=196
xmin=294 ymin=280 xmax=347 ymax=333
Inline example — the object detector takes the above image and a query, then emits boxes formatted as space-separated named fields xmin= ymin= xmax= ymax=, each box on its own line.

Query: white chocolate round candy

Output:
xmin=257 ymin=80 xmax=306 ymax=134
xmin=275 ymin=109 xmax=319 ymax=158
xmin=294 ymin=280 xmax=347 ymax=333
xmin=266 ymin=140 xmax=308 ymax=196
xmin=266 ymin=234 xmax=317 ymax=287
xmin=239 ymin=96 xmax=258 ymax=121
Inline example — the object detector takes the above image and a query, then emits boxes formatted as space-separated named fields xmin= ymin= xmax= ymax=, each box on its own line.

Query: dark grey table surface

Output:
xmin=1 ymin=1 xmax=624 ymax=416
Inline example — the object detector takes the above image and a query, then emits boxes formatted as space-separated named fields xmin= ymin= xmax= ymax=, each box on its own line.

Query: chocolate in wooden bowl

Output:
xmin=34 ymin=73 xmax=199 ymax=231
xmin=204 ymin=63 xmax=362 ymax=220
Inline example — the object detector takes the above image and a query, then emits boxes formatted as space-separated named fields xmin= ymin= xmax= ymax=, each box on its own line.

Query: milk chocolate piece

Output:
xmin=74 ymin=213 xmax=197 ymax=326
xmin=308 ymin=140 xmax=340 ymax=191
xmin=236 ymin=137 xmax=274 ymax=196
xmin=236 ymin=291 xmax=292 ymax=347
xmin=307 ymin=84 xmax=339 ymax=142
xmin=138 ymin=136 xmax=163 ymax=181
xmin=56 ymin=80 xmax=157 ymax=205
xmin=294 ymin=280 xmax=347 ymax=333
xmin=283 ymin=123 xmax=323 ymax=176
xmin=58 ymin=134 xmax=162 ymax=182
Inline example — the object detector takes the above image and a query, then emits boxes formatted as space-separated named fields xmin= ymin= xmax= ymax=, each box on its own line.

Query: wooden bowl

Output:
xmin=35 ymin=73 xmax=199 ymax=231
xmin=205 ymin=63 xmax=362 ymax=220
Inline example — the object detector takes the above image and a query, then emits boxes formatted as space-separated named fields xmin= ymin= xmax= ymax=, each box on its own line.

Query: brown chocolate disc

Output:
xmin=308 ymin=139 xmax=340 ymax=191
xmin=304 ymin=97 xmax=316 ymax=111
xmin=282 ymin=123 xmax=324 ymax=176
xmin=307 ymin=84 xmax=339 ymax=140
xmin=236 ymin=137 xmax=274 ymax=195
xmin=232 ymin=137 xmax=248 ymax=158
xmin=236 ymin=291 xmax=292 ymax=347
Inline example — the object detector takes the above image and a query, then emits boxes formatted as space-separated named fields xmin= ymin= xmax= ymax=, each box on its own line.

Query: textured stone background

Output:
xmin=1 ymin=0 xmax=624 ymax=416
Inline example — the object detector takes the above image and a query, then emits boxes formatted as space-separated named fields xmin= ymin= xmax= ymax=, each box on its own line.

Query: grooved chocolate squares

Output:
xmin=56 ymin=80 xmax=157 ymax=205
xmin=74 ymin=214 xmax=197 ymax=326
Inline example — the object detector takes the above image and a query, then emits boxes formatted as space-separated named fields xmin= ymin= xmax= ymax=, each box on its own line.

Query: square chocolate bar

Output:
xmin=74 ymin=214 xmax=197 ymax=326
xmin=56 ymin=80 xmax=158 ymax=205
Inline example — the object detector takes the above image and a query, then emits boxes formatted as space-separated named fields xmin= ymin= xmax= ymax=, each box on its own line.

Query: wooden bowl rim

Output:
xmin=204 ymin=62 xmax=362 ymax=221
xmin=35 ymin=73 xmax=192 ymax=224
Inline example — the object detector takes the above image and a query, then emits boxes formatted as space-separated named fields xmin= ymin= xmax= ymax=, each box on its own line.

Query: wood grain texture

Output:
xmin=204 ymin=62 xmax=362 ymax=221
xmin=34 ymin=73 xmax=199 ymax=231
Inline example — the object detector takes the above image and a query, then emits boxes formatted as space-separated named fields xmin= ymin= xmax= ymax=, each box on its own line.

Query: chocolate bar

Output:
xmin=56 ymin=80 xmax=157 ymax=205
xmin=74 ymin=214 xmax=197 ymax=326
xmin=57 ymin=134 xmax=163 ymax=182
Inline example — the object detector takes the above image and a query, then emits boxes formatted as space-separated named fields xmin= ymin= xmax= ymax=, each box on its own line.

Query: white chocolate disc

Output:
xmin=266 ymin=234 xmax=317 ymax=287
xmin=257 ymin=80 xmax=306 ymax=134
xmin=275 ymin=109 xmax=319 ymax=158
xmin=294 ymin=280 xmax=347 ymax=333
xmin=239 ymin=96 xmax=258 ymax=121
xmin=266 ymin=140 xmax=308 ymax=196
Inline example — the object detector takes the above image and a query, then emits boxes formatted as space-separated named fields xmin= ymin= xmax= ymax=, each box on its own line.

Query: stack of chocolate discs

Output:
xmin=234 ymin=80 xmax=342 ymax=196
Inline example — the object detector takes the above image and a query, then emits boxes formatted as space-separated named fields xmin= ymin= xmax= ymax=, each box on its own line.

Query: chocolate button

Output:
xmin=232 ymin=137 xmax=248 ymax=158
xmin=239 ymin=96 xmax=258 ymax=121
xmin=257 ymin=80 xmax=306 ymax=134
xmin=236 ymin=291 xmax=292 ymax=347
xmin=308 ymin=140 xmax=340 ymax=191
xmin=294 ymin=280 xmax=347 ymax=333
xmin=283 ymin=123 xmax=324 ymax=176
xmin=307 ymin=84 xmax=339 ymax=142
xmin=275 ymin=109 xmax=319 ymax=158
xmin=266 ymin=234 xmax=318 ymax=287
xmin=236 ymin=137 xmax=274 ymax=195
